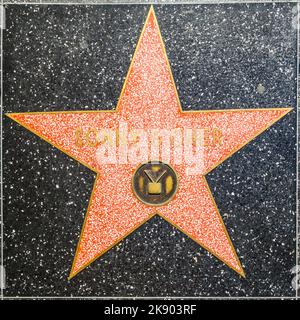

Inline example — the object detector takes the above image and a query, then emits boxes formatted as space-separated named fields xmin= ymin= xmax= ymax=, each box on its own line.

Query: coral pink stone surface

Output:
xmin=9 ymin=9 xmax=291 ymax=278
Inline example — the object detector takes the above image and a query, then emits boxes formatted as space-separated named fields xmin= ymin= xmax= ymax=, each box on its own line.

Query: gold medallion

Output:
xmin=132 ymin=161 xmax=178 ymax=206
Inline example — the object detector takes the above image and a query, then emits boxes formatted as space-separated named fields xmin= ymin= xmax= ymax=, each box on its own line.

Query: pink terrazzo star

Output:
xmin=8 ymin=7 xmax=291 ymax=279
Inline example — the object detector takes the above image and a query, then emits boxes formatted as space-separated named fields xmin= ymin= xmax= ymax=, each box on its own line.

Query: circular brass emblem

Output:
xmin=132 ymin=161 xmax=178 ymax=206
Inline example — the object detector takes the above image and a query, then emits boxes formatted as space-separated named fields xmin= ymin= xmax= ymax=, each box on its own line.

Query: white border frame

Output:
xmin=0 ymin=0 xmax=298 ymax=300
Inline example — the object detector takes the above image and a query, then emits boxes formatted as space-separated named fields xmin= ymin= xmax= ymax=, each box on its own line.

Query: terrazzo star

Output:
xmin=7 ymin=6 xmax=291 ymax=279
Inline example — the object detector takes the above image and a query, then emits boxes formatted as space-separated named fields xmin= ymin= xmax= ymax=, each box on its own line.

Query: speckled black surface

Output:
xmin=3 ymin=3 xmax=297 ymax=297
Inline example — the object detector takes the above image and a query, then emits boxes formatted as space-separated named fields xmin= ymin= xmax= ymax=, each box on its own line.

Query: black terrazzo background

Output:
xmin=3 ymin=3 xmax=297 ymax=297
